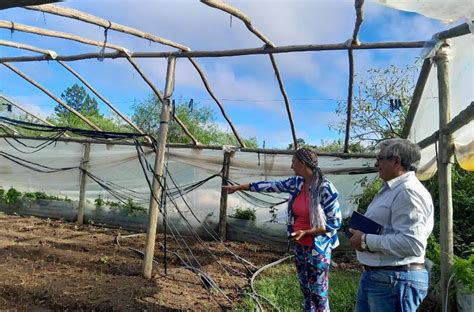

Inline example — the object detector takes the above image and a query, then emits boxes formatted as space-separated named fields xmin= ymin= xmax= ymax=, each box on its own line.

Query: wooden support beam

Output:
xmin=77 ymin=143 xmax=91 ymax=225
xmin=0 ymin=0 xmax=61 ymax=10
xmin=417 ymin=101 xmax=474 ymax=149
xmin=1 ymin=62 xmax=102 ymax=131
xmin=344 ymin=49 xmax=355 ymax=153
xmin=401 ymin=58 xmax=432 ymax=138
xmin=188 ymin=58 xmax=245 ymax=147
xmin=25 ymin=4 xmax=190 ymax=51
xmin=143 ymin=56 xmax=176 ymax=279
xmin=219 ymin=151 xmax=232 ymax=241
xmin=352 ymin=0 xmax=365 ymax=45
xmin=436 ymin=22 xmax=472 ymax=40
xmin=269 ymin=54 xmax=298 ymax=150
xmin=434 ymin=43 xmax=454 ymax=312
xmin=0 ymin=39 xmax=57 ymax=57
xmin=0 ymin=20 xmax=126 ymax=52
xmin=0 ymin=41 xmax=429 ymax=63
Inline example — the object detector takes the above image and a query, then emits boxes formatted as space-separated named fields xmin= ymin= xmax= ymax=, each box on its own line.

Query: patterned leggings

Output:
xmin=293 ymin=244 xmax=332 ymax=312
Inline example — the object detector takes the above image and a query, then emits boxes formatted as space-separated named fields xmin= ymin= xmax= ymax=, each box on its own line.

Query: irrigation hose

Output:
xmin=249 ymin=254 xmax=294 ymax=312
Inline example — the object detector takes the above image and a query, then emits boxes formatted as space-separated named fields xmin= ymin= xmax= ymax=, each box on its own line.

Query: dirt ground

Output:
xmin=0 ymin=213 xmax=298 ymax=311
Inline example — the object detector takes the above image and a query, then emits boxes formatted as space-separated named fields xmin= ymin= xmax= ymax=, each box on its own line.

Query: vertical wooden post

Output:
xmin=77 ymin=143 xmax=91 ymax=225
xmin=434 ymin=42 xmax=454 ymax=311
xmin=219 ymin=151 xmax=231 ymax=241
xmin=142 ymin=56 xmax=176 ymax=279
xmin=344 ymin=48 xmax=355 ymax=153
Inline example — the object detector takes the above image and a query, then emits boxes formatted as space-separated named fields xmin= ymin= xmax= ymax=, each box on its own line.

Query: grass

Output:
xmin=234 ymin=262 xmax=360 ymax=312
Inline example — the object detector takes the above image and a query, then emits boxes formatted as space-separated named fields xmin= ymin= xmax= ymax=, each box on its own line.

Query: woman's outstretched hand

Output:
xmin=222 ymin=185 xmax=240 ymax=194
xmin=222 ymin=183 xmax=250 ymax=194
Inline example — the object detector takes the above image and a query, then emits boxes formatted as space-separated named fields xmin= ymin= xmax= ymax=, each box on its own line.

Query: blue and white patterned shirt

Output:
xmin=250 ymin=176 xmax=342 ymax=254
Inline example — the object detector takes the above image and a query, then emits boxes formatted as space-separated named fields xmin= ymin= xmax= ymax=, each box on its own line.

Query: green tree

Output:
xmin=55 ymin=83 xmax=100 ymax=120
xmin=49 ymin=84 xmax=131 ymax=132
xmin=132 ymin=95 xmax=257 ymax=147
xmin=332 ymin=64 xmax=419 ymax=145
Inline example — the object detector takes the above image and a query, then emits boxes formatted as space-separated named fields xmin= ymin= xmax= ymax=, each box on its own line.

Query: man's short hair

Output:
xmin=376 ymin=138 xmax=421 ymax=171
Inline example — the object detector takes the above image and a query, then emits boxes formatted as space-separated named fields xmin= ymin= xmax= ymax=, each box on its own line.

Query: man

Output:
xmin=349 ymin=138 xmax=434 ymax=311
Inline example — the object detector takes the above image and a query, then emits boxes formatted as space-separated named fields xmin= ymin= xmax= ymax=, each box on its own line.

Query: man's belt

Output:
xmin=363 ymin=263 xmax=425 ymax=271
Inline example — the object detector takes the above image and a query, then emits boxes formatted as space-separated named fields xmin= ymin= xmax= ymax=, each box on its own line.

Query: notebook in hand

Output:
xmin=345 ymin=211 xmax=383 ymax=238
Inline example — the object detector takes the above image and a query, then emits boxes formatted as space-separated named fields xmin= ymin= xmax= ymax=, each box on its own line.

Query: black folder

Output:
xmin=345 ymin=211 xmax=383 ymax=238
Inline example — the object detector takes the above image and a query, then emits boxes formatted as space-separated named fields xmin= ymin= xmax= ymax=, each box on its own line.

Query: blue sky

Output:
xmin=0 ymin=0 xmax=447 ymax=148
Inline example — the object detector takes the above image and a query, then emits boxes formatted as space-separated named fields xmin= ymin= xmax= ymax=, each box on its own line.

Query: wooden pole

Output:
xmin=269 ymin=54 xmax=298 ymax=150
xmin=77 ymin=143 xmax=91 ymax=225
xmin=188 ymin=58 xmax=244 ymax=147
xmin=401 ymin=58 xmax=432 ymax=138
xmin=0 ymin=41 xmax=430 ymax=63
xmin=344 ymin=48 xmax=355 ymax=153
xmin=417 ymin=101 xmax=473 ymax=149
xmin=434 ymin=42 xmax=454 ymax=312
xmin=218 ymin=151 xmax=231 ymax=241
xmin=142 ymin=56 xmax=176 ymax=279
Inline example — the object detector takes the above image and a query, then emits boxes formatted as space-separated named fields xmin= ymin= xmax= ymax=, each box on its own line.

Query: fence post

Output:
xmin=219 ymin=151 xmax=232 ymax=241
xmin=77 ymin=142 xmax=91 ymax=225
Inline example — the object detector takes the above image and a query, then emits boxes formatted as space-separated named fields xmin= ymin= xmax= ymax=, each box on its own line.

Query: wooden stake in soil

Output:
xmin=143 ymin=56 xmax=176 ymax=279
xmin=77 ymin=143 xmax=91 ymax=225
xmin=219 ymin=151 xmax=232 ymax=241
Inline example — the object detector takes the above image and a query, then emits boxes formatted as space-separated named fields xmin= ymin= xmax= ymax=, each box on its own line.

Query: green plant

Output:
xmin=122 ymin=199 xmax=146 ymax=213
xmin=233 ymin=262 xmax=360 ymax=311
xmin=22 ymin=191 xmax=51 ymax=200
xmin=99 ymin=255 xmax=109 ymax=264
xmin=230 ymin=207 xmax=256 ymax=221
xmin=453 ymin=252 xmax=474 ymax=293
xmin=5 ymin=187 xmax=22 ymax=204
xmin=95 ymin=195 xmax=104 ymax=207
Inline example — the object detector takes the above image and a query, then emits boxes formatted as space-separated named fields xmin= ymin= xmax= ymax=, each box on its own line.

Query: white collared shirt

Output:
xmin=357 ymin=171 xmax=434 ymax=266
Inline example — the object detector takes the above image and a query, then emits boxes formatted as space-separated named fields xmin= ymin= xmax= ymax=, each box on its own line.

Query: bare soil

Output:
xmin=0 ymin=214 xmax=292 ymax=311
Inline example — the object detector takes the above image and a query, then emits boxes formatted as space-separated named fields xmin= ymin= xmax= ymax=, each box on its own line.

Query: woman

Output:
xmin=223 ymin=148 xmax=341 ymax=311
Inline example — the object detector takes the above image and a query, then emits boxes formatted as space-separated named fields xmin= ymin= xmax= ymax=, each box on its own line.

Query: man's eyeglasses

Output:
xmin=376 ymin=155 xmax=394 ymax=162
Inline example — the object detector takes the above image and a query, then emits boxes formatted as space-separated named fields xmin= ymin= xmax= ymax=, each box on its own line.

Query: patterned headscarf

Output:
xmin=294 ymin=148 xmax=326 ymax=229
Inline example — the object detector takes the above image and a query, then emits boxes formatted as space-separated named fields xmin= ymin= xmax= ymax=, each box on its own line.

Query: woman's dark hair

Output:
xmin=294 ymin=148 xmax=319 ymax=169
